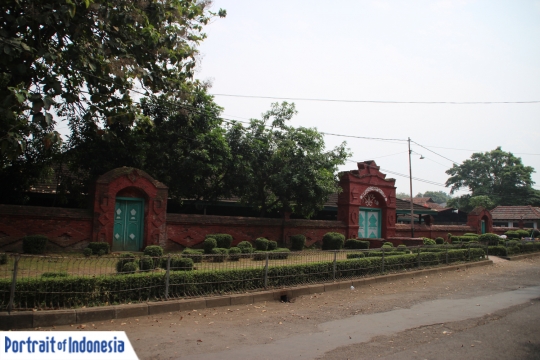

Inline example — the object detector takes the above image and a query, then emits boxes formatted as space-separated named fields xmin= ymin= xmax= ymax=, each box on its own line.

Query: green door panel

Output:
xmin=113 ymin=198 xmax=144 ymax=251
xmin=358 ymin=208 xmax=381 ymax=238
xmin=481 ymin=220 xmax=486 ymax=234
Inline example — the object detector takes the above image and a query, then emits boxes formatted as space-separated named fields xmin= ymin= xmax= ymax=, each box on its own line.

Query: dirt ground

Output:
xmin=42 ymin=256 xmax=540 ymax=359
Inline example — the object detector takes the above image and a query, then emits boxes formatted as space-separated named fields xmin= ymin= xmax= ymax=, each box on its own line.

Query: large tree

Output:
xmin=445 ymin=147 xmax=540 ymax=210
xmin=227 ymin=102 xmax=350 ymax=218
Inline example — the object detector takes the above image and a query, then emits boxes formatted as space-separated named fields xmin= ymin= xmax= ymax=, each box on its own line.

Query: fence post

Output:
xmin=468 ymin=244 xmax=471 ymax=262
xmin=165 ymin=255 xmax=171 ymax=300
xmin=381 ymin=248 xmax=385 ymax=273
xmin=417 ymin=247 xmax=421 ymax=268
xmin=264 ymin=252 xmax=269 ymax=289
xmin=332 ymin=251 xmax=337 ymax=281
xmin=486 ymin=244 xmax=489 ymax=260
xmin=445 ymin=244 xmax=448 ymax=265
xmin=8 ymin=254 xmax=20 ymax=314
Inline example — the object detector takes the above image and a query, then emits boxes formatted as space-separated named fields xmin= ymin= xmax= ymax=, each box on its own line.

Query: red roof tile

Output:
xmin=490 ymin=205 xmax=540 ymax=220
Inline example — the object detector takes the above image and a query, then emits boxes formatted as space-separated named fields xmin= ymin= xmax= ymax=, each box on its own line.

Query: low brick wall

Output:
xmin=165 ymin=213 xmax=347 ymax=250
xmin=0 ymin=205 xmax=93 ymax=252
xmin=395 ymin=224 xmax=477 ymax=239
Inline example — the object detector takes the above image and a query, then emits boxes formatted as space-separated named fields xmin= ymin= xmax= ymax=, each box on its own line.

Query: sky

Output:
xmin=193 ymin=0 xmax=540 ymax=198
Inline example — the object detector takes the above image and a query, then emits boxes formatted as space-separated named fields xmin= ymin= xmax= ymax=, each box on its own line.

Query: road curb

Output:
xmin=0 ymin=259 xmax=493 ymax=330
xmin=502 ymin=252 xmax=540 ymax=261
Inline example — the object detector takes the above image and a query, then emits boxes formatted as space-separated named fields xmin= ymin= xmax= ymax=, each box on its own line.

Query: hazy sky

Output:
xmin=195 ymin=0 xmax=540 ymax=197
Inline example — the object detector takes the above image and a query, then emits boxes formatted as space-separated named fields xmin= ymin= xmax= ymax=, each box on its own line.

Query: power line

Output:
xmin=211 ymin=93 xmax=540 ymax=105
xmin=409 ymin=144 xmax=540 ymax=156
xmin=411 ymin=140 xmax=459 ymax=165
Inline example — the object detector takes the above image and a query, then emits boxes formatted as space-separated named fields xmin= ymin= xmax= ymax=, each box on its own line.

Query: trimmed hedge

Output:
xmin=182 ymin=248 xmax=204 ymax=263
xmin=383 ymin=242 xmax=394 ymax=247
xmin=423 ymin=238 xmax=436 ymax=245
xmin=267 ymin=240 xmax=278 ymax=251
xmin=116 ymin=253 xmax=136 ymax=273
xmin=322 ymin=232 xmax=345 ymax=250
xmin=488 ymin=246 xmax=507 ymax=257
xmin=83 ymin=248 xmax=92 ymax=257
xmin=290 ymin=235 xmax=306 ymax=251
xmin=228 ymin=247 xmax=241 ymax=261
xmin=206 ymin=234 xmax=233 ymax=249
xmin=203 ymin=238 xmax=217 ymax=254
xmin=0 ymin=248 xmax=487 ymax=309
xmin=161 ymin=256 xmax=194 ymax=271
xmin=211 ymin=248 xmax=229 ymax=262
xmin=144 ymin=245 xmax=163 ymax=257
xmin=41 ymin=272 xmax=68 ymax=278
xmin=435 ymin=237 xmax=444 ymax=245
xmin=139 ymin=255 xmax=154 ymax=271
xmin=87 ymin=242 xmax=110 ymax=255
xmin=22 ymin=235 xmax=48 ymax=254
xmin=478 ymin=233 xmax=500 ymax=246
xmin=254 ymin=238 xmax=269 ymax=251
xmin=504 ymin=231 xmax=519 ymax=240
xmin=122 ymin=261 xmax=139 ymax=274
xmin=344 ymin=239 xmax=370 ymax=249
xmin=451 ymin=236 xmax=478 ymax=243
xmin=237 ymin=241 xmax=253 ymax=254
xmin=346 ymin=252 xmax=365 ymax=259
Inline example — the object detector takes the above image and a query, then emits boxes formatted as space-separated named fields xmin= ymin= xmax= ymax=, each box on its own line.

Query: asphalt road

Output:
xmin=43 ymin=255 xmax=540 ymax=360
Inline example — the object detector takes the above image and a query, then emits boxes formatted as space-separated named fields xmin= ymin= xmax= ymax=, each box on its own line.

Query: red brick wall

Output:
xmin=165 ymin=214 xmax=347 ymax=250
xmin=0 ymin=205 xmax=93 ymax=252
xmin=394 ymin=223 xmax=477 ymax=239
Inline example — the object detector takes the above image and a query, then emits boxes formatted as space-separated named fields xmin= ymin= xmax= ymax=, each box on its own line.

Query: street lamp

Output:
xmin=408 ymin=138 xmax=424 ymax=237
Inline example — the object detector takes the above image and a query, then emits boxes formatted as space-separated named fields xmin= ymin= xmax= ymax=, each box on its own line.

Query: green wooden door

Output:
xmin=358 ymin=208 xmax=381 ymax=238
xmin=113 ymin=198 xmax=144 ymax=251
xmin=481 ymin=220 xmax=486 ymax=234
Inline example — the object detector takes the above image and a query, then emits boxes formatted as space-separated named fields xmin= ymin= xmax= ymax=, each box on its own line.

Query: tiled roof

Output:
xmin=490 ymin=205 xmax=540 ymax=220
xmin=395 ymin=198 xmax=434 ymax=212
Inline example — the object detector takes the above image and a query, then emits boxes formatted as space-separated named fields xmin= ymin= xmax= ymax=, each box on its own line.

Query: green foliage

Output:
xmin=346 ymin=253 xmax=365 ymax=259
xmin=83 ymin=248 xmax=92 ymax=257
xmin=182 ymin=248 xmax=204 ymax=263
xmin=203 ymin=238 xmax=217 ymax=254
xmin=488 ymin=246 xmax=508 ymax=257
xmin=423 ymin=238 xmax=436 ymax=245
xmin=226 ymin=102 xmax=350 ymax=218
xmin=211 ymin=248 xmax=229 ymax=262
xmin=322 ymin=232 xmax=345 ymax=250
xmin=228 ymin=247 xmax=242 ymax=261
xmin=22 ymin=235 xmax=48 ymax=254
xmin=164 ymin=256 xmax=194 ymax=271
xmin=421 ymin=191 xmax=452 ymax=204
xmin=116 ymin=253 xmax=136 ymax=273
xmin=516 ymin=230 xmax=530 ymax=238
xmin=41 ymin=272 xmax=68 ymax=279
xmin=445 ymin=147 xmax=539 ymax=210
xmin=87 ymin=242 xmax=110 ymax=255
xmin=290 ymin=235 xmax=306 ymax=251
xmin=206 ymin=234 xmax=233 ymax=249
xmin=463 ymin=233 xmax=478 ymax=237
xmin=144 ymin=245 xmax=164 ymax=258
xmin=397 ymin=244 xmax=407 ymax=249
xmin=382 ymin=245 xmax=393 ymax=249
xmin=383 ymin=242 xmax=394 ymax=247
xmin=139 ymin=256 xmax=154 ymax=271
xmin=267 ymin=240 xmax=278 ymax=251
xmin=269 ymin=248 xmax=291 ymax=260
xmin=254 ymin=238 xmax=269 ymax=251
xmin=0 ymin=253 xmax=7 ymax=265
xmin=450 ymin=235 xmax=478 ymax=243
xmin=478 ymin=233 xmax=500 ymax=246
xmin=122 ymin=262 xmax=139 ymax=274
xmin=237 ymin=241 xmax=253 ymax=252
xmin=344 ymin=239 xmax=370 ymax=249
xmin=435 ymin=237 xmax=444 ymax=245
xmin=504 ymin=231 xmax=520 ymax=239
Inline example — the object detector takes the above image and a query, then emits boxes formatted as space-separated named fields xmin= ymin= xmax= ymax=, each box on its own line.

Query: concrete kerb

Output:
xmin=0 ymin=259 xmax=493 ymax=330
xmin=502 ymin=252 xmax=540 ymax=261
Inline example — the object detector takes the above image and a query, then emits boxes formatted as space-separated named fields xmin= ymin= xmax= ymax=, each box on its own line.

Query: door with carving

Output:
xmin=113 ymin=197 xmax=144 ymax=251
xmin=358 ymin=208 xmax=381 ymax=238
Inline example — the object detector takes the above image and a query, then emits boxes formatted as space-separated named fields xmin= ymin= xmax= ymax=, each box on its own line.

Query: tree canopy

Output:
xmin=445 ymin=147 xmax=539 ymax=210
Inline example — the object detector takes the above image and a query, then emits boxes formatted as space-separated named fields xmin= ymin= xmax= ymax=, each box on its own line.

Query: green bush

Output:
xmin=346 ymin=252 xmax=365 ymax=259
xmin=397 ymin=244 xmax=407 ymax=249
xmin=122 ymin=261 xmax=139 ymax=274
xmin=203 ymin=238 xmax=217 ymax=254
xmin=322 ymin=232 xmax=345 ymax=250
xmin=463 ymin=233 xmax=478 ymax=237
xmin=488 ymin=246 xmax=507 ymax=257
xmin=116 ymin=253 xmax=136 ymax=273
xmin=41 ymin=272 xmax=68 ymax=278
xmin=478 ymin=233 xmax=500 ymax=246
xmin=267 ymin=240 xmax=278 ymax=251
xmin=383 ymin=242 xmax=394 ymax=247
xmin=532 ymin=229 xmax=540 ymax=237
xmin=435 ymin=237 xmax=444 ymax=245
xmin=182 ymin=248 xmax=203 ymax=263
xmin=423 ymin=238 xmax=436 ymax=245
xmin=269 ymin=248 xmax=290 ymax=260
xmin=206 ymin=234 xmax=233 ymax=249
xmin=450 ymin=236 xmax=478 ymax=243
xmin=344 ymin=239 xmax=370 ymax=249
xmin=516 ymin=230 xmax=530 ymax=238
xmin=0 ymin=253 xmax=7 ymax=265
xmin=87 ymin=242 xmax=110 ymax=255
xmin=228 ymin=247 xmax=242 ymax=261
xmin=143 ymin=245 xmax=163 ymax=257
xmin=253 ymin=251 xmax=267 ymax=261
xmin=504 ymin=231 xmax=519 ymax=240
xmin=139 ymin=255 xmax=154 ymax=271
xmin=83 ymin=248 xmax=92 ymax=257
xmin=162 ymin=256 xmax=194 ymax=271
xmin=97 ymin=249 xmax=106 ymax=256
xmin=211 ymin=248 xmax=228 ymax=262
xmin=237 ymin=241 xmax=253 ymax=253
xmin=22 ymin=235 xmax=48 ymax=254
xmin=290 ymin=235 xmax=306 ymax=251
xmin=254 ymin=238 xmax=269 ymax=251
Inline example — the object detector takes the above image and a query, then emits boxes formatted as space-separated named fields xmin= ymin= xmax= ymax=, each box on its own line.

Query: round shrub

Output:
xmin=237 ymin=241 xmax=253 ymax=254
xmin=139 ymin=255 xmax=154 ymax=271
xmin=252 ymin=251 xmax=267 ymax=261
xmin=255 ymin=238 xmax=269 ymax=251
xmin=504 ymin=230 xmax=519 ymax=240
xmin=182 ymin=248 xmax=203 ymax=263
xmin=83 ymin=248 xmax=92 ymax=257
xmin=532 ymin=229 xmax=540 ymax=237
xmin=228 ymin=247 xmax=242 ymax=261
xmin=346 ymin=253 xmax=365 ymax=259
xmin=87 ymin=242 xmax=110 ymax=255
xmin=0 ymin=253 xmax=7 ymax=265
xmin=463 ymin=233 xmax=478 ymax=237
xmin=383 ymin=242 xmax=394 ymax=247
xmin=397 ymin=244 xmax=407 ymax=249
xmin=116 ymin=253 xmax=136 ymax=273
xmin=322 ymin=232 xmax=345 ymax=250
xmin=41 ymin=271 xmax=68 ymax=278
xmin=267 ymin=240 xmax=278 ymax=251
xmin=22 ymin=235 xmax=48 ymax=254
xmin=144 ymin=245 xmax=164 ymax=257
xmin=344 ymin=239 xmax=370 ymax=249
xmin=170 ymin=256 xmax=194 ymax=271
xmin=435 ymin=237 xmax=444 ymax=245
xmin=97 ymin=249 xmax=106 ymax=257
xmin=269 ymin=248 xmax=290 ymax=260
xmin=122 ymin=261 xmax=139 ymax=274
xmin=203 ymin=238 xmax=217 ymax=254
xmin=478 ymin=233 xmax=500 ymax=246
xmin=290 ymin=234 xmax=306 ymax=251
xmin=516 ymin=229 xmax=530 ymax=238
xmin=207 ymin=234 xmax=233 ymax=249
xmin=211 ymin=248 xmax=228 ymax=262
xmin=423 ymin=238 xmax=436 ymax=245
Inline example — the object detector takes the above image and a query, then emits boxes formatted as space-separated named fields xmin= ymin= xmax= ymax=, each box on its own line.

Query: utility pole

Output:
xmin=408 ymin=137 xmax=415 ymax=237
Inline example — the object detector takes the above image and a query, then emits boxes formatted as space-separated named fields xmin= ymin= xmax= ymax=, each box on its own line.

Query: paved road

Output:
xmin=44 ymin=256 xmax=540 ymax=359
